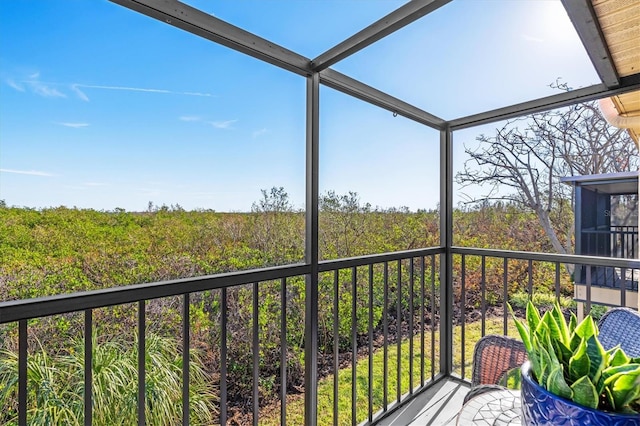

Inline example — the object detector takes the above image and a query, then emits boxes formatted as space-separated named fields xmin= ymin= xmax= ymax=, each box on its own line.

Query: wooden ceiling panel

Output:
xmin=592 ymin=0 xmax=640 ymax=77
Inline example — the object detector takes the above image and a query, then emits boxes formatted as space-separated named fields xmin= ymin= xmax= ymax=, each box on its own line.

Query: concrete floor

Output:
xmin=374 ymin=377 xmax=470 ymax=426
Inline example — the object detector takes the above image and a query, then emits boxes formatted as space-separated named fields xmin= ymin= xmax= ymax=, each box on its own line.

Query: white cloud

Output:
xmin=75 ymin=84 xmax=214 ymax=97
xmin=10 ymin=73 xmax=214 ymax=99
xmin=252 ymin=128 xmax=268 ymax=138
xmin=210 ymin=119 xmax=238 ymax=129
xmin=71 ymin=84 xmax=89 ymax=101
xmin=55 ymin=122 xmax=90 ymax=128
xmin=522 ymin=34 xmax=544 ymax=43
xmin=0 ymin=168 xmax=55 ymax=177
xmin=6 ymin=79 xmax=25 ymax=92
xmin=179 ymin=115 xmax=201 ymax=122
xmin=27 ymin=80 xmax=66 ymax=98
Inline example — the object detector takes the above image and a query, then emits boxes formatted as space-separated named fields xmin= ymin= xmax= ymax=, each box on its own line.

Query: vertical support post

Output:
xmin=84 ymin=310 xmax=93 ymax=426
xmin=304 ymin=71 xmax=320 ymax=426
xmin=439 ymin=125 xmax=453 ymax=376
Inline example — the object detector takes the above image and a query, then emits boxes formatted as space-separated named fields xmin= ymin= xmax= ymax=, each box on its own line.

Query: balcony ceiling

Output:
xmin=590 ymin=0 xmax=640 ymax=142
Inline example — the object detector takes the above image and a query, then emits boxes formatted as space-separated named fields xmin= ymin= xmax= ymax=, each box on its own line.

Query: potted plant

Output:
xmin=511 ymin=301 xmax=640 ymax=425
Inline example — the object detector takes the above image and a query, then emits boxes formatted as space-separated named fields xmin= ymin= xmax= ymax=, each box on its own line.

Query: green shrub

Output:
xmin=509 ymin=291 xmax=573 ymax=311
xmin=0 ymin=333 xmax=218 ymax=425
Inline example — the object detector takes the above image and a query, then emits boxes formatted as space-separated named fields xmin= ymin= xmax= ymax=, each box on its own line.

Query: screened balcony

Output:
xmin=1 ymin=0 xmax=640 ymax=425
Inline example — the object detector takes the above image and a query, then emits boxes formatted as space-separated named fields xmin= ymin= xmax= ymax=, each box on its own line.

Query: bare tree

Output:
xmin=457 ymin=82 xmax=638 ymax=255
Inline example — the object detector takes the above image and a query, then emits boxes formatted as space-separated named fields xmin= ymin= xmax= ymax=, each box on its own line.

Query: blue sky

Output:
xmin=0 ymin=0 xmax=598 ymax=212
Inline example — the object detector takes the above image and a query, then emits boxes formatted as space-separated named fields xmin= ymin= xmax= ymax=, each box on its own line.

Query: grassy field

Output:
xmin=260 ymin=317 xmax=519 ymax=425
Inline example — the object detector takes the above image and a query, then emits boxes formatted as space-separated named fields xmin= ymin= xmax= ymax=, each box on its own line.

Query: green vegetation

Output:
xmin=262 ymin=317 xmax=519 ymax=425
xmin=0 ymin=192 xmax=578 ymax=422
xmin=0 ymin=333 xmax=217 ymax=425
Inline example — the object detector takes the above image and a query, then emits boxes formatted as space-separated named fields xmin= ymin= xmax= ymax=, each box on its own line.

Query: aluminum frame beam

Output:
xmin=109 ymin=0 xmax=311 ymax=76
xmin=320 ymin=68 xmax=446 ymax=130
xmin=561 ymin=0 xmax=619 ymax=88
xmin=311 ymin=0 xmax=452 ymax=72
xmin=304 ymin=72 xmax=320 ymax=426
xmin=450 ymin=73 xmax=640 ymax=130
xmin=439 ymin=126 xmax=453 ymax=376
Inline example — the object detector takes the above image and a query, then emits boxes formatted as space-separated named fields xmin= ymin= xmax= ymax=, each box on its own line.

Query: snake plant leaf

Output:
xmin=539 ymin=343 xmax=553 ymax=385
xmin=553 ymin=339 xmax=573 ymax=366
xmin=568 ymin=312 xmax=577 ymax=334
xmin=551 ymin=304 xmax=570 ymax=345
xmin=601 ymin=364 xmax=640 ymax=389
xmin=604 ymin=386 xmax=616 ymax=411
xmin=547 ymin=365 xmax=572 ymax=400
xmin=541 ymin=311 xmax=562 ymax=346
xmin=526 ymin=301 xmax=541 ymax=334
xmin=569 ymin=338 xmax=590 ymax=381
xmin=585 ymin=335 xmax=607 ymax=384
xmin=535 ymin=320 xmax=550 ymax=350
xmin=570 ymin=375 xmax=599 ymax=409
xmin=569 ymin=328 xmax=582 ymax=352
xmin=574 ymin=315 xmax=597 ymax=340
xmin=528 ymin=333 xmax=543 ymax=380
xmin=545 ymin=333 xmax=561 ymax=371
xmin=610 ymin=366 xmax=640 ymax=410
xmin=511 ymin=310 xmax=532 ymax=353
xmin=608 ymin=347 xmax=630 ymax=367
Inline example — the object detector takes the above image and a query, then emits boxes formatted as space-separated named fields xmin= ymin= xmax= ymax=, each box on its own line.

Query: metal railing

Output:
xmin=2 ymin=247 xmax=639 ymax=425
xmin=451 ymin=247 xmax=640 ymax=381
xmin=0 ymin=247 xmax=446 ymax=426
xmin=581 ymin=225 xmax=638 ymax=259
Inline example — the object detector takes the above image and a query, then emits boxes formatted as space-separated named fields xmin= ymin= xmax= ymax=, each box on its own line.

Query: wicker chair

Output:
xmin=597 ymin=307 xmax=640 ymax=357
xmin=464 ymin=334 xmax=527 ymax=404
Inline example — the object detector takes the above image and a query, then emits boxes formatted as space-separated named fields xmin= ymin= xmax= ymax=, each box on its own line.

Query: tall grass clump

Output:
xmin=0 ymin=333 xmax=217 ymax=425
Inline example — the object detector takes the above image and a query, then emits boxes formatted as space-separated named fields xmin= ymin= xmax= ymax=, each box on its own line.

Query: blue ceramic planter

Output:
xmin=520 ymin=361 xmax=640 ymax=426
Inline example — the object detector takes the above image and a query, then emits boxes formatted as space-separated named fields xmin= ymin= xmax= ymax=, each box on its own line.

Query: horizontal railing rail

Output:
xmin=452 ymin=247 xmax=640 ymax=268
xmin=0 ymin=263 xmax=311 ymax=324
xmin=450 ymin=246 xmax=640 ymax=384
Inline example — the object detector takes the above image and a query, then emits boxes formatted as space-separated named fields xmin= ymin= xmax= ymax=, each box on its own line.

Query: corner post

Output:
xmin=304 ymin=72 xmax=320 ymax=426
xmin=439 ymin=125 xmax=453 ymax=376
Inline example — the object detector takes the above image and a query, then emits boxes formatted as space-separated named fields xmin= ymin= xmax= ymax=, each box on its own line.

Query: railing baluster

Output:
xmin=555 ymin=262 xmax=560 ymax=302
xmin=621 ymin=268 xmax=627 ymax=307
xmin=138 ymin=300 xmax=146 ymax=426
xmin=528 ymin=259 xmax=533 ymax=297
xmin=481 ymin=256 xmax=486 ymax=337
xmin=461 ymin=255 xmax=466 ymax=379
xmin=253 ymin=282 xmax=259 ymax=426
xmin=409 ymin=258 xmax=414 ymax=394
xmin=220 ymin=288 xmax=228 ymax=426
xmin=280 ymin=278 xmax=287 ymax=426
xmin=383 ymin=262 xmax=389 ymax=412
xmin=351 ymin=267 xmax=357 ymax=426
xmin=183 ymin=293 xmax=190 ymax=426
xmin=18 ymin=319 xmax=27 ymax=426
xmin=502 ymin=258 xmax=508 ymax=336
xmin=396 ymin=259 xmax=402 ymax=404
xmin=420 ymin=256 xmax=425 ymax=387
xmin=586 ymin=266 xmax=592 ymax=315
xmin=368 ymin=264 xmax=374 ymax=425
xmin=430 ymin=255 xmax=435 ymax=381
xmin=333 ymin=269 xmax=339 ymax=425
xmin=84 ymin=309 xmax=93 ymax=426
